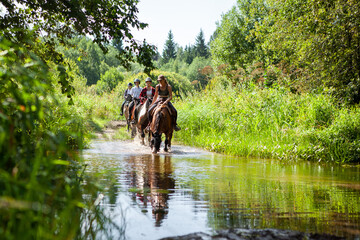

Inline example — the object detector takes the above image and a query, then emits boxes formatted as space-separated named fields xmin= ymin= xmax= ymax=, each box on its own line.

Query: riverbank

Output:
xmin=161 ymin=228 xmax=344 ymax=240
xmin=175 ymin=82 xmax=360 ymax=163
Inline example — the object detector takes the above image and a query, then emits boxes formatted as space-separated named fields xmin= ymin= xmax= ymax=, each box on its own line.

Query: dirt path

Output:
xmin=94 ymin=120 xmax=127 ymax=140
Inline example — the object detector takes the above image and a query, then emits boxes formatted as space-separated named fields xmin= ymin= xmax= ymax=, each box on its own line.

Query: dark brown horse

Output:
xmin=136 ymin=98 xmax=152 ymax=145
xmin=150 ymin=103 xmax=174 ymax=154
xmin=123 ymin=95 xmax=136 ymax=137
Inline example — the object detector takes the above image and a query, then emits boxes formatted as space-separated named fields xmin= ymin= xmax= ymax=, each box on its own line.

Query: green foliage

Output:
xmin=162 ymin=30 xmax=177 ymax=64
xmin=259 ymin=0 xmax=360 ymax=103
xmin=210 ymin=0 xmax=268 ymax=68
xmin=175 ymin=77 xmax=360 ymax=163
xmin=299 ymin=108 xmax=360 ymax=163
xmin=0 ymin=39 xmax=109 ymax=239
xmin=59 ymin=37 xmax=116 ymax=85
xmin=96 ymin=67 xmax=125 ymax=94
xmin=194 ymin=29 xmax=210 ymax=58
xmin=186 ymin=57 xmax=213 ymax=89
xmin=0 ymin=0 xmax=156 ymax=72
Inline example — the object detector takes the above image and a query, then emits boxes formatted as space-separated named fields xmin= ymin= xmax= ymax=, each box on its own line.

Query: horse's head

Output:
xmin=145 ymin=98 xmax=153 ymax=108
xmin=125 ymin=94 xmax=132 ymax=102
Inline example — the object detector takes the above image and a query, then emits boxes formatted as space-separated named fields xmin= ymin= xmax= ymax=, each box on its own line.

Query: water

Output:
xmin=82 ymin=139 xmax=360 ymax=239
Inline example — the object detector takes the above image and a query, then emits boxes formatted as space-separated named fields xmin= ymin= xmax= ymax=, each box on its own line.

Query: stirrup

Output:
xmin=174 ymin=125 xmax=181 ymax=131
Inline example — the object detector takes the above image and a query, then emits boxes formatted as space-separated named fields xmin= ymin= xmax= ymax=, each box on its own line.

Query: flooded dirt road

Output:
xmin=82 ymin=139 xmax=360 ymax=239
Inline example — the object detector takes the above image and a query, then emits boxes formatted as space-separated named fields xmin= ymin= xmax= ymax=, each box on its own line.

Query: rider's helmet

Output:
xmin=134 ymin=78 xmax=140 ymax=83
xmin=128 ymin=82 xmax=133 ymax=86
xmin=145 ymin=77 xmax=152 ymax=82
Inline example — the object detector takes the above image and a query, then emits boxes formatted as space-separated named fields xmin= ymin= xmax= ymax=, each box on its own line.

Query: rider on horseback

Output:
xmin=140 ymin=77 xmax=155 ymax=104
xmin=120 ymin=82 xmax=133 ymax=116
xmin=133 ymin=77 xmax=155 ymax=123
xmin=128 ymin=78 xmax=142 ymax=124
xmin=147 ymin=75 xmax=181 ymax=131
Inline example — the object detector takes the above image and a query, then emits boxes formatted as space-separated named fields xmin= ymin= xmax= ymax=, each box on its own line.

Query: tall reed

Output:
xmin=175 ymin=80 xmax=360 ymax=163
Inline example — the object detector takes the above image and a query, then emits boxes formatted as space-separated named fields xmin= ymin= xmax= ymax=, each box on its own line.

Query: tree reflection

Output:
xmin=125 ymin=154 xmax=175 ymax=227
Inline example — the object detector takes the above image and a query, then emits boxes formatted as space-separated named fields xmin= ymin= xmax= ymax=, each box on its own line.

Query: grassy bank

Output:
xmin=175 ymin=81 xmax=360 ymax=163
xmin=0 ymin=41 xmax=118 ymax=239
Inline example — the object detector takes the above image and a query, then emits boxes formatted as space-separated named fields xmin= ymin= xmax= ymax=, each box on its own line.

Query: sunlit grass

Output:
xmin=175 ymin=83 xmax=360 ymax=163
xmin=113 ymin=127 xmax=132 ymax=141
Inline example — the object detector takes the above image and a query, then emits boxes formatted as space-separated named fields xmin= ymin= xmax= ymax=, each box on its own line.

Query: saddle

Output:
xmin=153 ymin=102 xmax=173 ymax=116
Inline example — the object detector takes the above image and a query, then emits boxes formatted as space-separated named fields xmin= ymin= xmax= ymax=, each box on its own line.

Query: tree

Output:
xmin=210 ymin=0 xmax=268 ymax=69
xmin=262 ymin=0 xmax=360 ymax=103
xmin=183 ymin=45 xmax=195 ymax=65
xmin=162 ymin=30 xmax=177 ymax=64
xmin=0 ymin=0 xmax=156 ymax=87
xmin=194 ymin=29 xmax=209 ymax=58
xmin=112 ymin=38 xmax=124 ymax=53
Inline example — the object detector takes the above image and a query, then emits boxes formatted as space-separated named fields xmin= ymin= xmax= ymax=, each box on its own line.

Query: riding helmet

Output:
xmin=128 ymin=82 xmax=133 ymax=86
xmin=145 ymin=77 xmax=152 ymax=82
xmin=134 ymin=78 xmax=140 ymax=83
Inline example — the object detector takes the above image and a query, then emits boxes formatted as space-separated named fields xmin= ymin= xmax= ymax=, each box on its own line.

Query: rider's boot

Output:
xmin=172 ymin=114 xmax=181 ymax=131
xmin=174 ymin=124 xmax=181 ymax=131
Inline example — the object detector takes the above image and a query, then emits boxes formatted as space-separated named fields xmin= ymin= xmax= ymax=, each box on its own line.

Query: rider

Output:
xmin=120 ymin=82 xmax=133 ymax=116
xmin=133 ymin=77 xmax=155 ymax=123
xmin=128 ymin=78 xmax=142 ymax=123
xmin=147 ymin=74 xmax=181 ymax=131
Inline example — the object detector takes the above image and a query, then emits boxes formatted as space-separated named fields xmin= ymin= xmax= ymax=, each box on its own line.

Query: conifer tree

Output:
xmin=184 ymin=45 xmax=195 ymax=64
xmin=194 ymin=29 xmax=209 ymax=58
xmin=162 ymin=30 xmax=177 ymax=63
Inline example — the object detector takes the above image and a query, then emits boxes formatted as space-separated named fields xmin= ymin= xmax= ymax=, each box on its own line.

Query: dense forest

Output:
xmin=1 ymin=0 xmax=360 ymax=239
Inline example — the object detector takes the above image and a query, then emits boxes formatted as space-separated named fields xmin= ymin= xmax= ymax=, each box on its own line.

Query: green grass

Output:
xmin=175 ymin=82 xmax=360 ymax=163
xmin=112 ymin=127 xmax=132 ymax=140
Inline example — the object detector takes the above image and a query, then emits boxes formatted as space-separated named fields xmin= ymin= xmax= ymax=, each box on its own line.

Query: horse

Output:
xmin=136 ymin=98 xmax=152 ymax=145
xmin=149 ymin=102 xmax=174 ymax=154
xmin=123 ymin=95 xmax=132 ymax=131
xmin=124 ymin=95 xmax=136 ymax=138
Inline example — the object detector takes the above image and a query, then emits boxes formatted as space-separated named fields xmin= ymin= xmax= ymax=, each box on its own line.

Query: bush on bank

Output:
xmin=175 ymin=78 xmax=360 ymax=163
xmin=0 ymin=40 xmax=111 ymax=239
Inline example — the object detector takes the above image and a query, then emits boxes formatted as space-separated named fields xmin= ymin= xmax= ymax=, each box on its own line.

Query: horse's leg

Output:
xmin=153 ymin=133 xmax=161 ymax=154
xmin=164 ymin=135 xmax=169 ymax=152
xmin=148 ymin=131 xmax=151 ymax=147
xmin=168 ymin=132 xmax=173 ymax=151
xmin=131 ymin=125 xmax=136 ymax=138
xmin=150 ymin=132 xmax=155 ymax=150
xmin=140 ymin=128 xmax=145 ymax=145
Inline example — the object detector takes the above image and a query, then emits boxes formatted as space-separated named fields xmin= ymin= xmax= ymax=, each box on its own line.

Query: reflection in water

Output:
xmin=125 ymin=155 xmax=175 ymax=226
xmin=83 ymin=140 xmax=360 ymax=240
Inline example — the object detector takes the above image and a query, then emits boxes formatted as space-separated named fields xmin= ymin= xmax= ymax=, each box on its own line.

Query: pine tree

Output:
xmin=194 ymin=29 xmax=209 ymax=58
xmin=184 ymin=45 xmax=195 ymax=65
xmin=162 ymin=30 xmax=177 ymax=64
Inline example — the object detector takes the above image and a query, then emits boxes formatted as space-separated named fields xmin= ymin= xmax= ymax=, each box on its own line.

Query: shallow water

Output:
xmin=82 ymin=139 xmax=360 ymax=239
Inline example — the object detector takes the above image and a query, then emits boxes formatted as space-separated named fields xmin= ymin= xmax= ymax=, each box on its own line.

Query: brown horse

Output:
xmin=123 ymin=95 xmax=136 ymax=137
xmin=136 ymin=98 xmax=152 ymax=145
xmin=150 ymin=103 xmax=174 ymax=154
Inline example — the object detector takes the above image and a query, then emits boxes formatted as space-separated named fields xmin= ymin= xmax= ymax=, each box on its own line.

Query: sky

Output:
xmin=132 ymin=0 xmax=237 ymax=53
